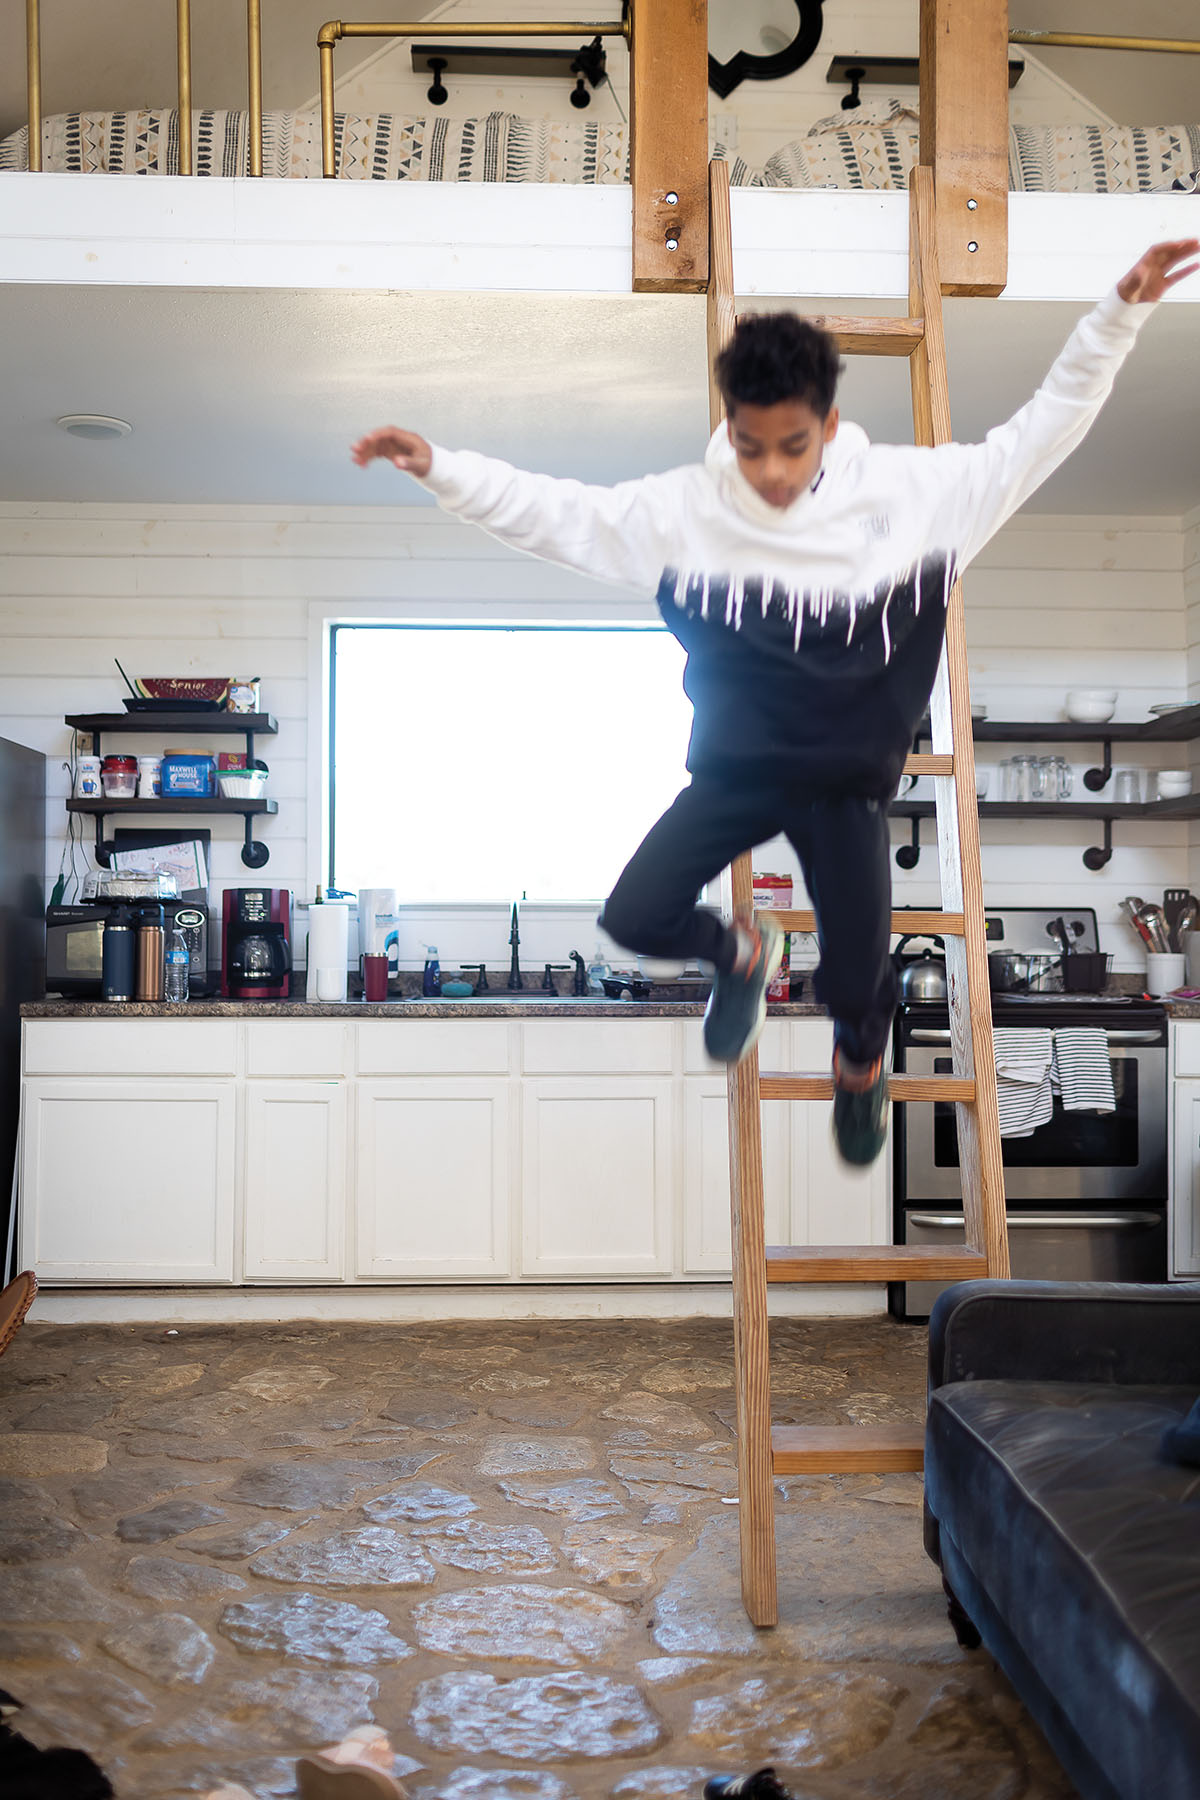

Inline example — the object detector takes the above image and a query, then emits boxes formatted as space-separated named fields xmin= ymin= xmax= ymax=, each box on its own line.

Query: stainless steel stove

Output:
xmin=892 ymin=905 xmax=1167 ymax=1318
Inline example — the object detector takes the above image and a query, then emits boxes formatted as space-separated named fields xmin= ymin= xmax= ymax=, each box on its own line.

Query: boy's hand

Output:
xmin=1117 ymin=239 xmax=1199 ymax=304
xmin=350 ymin=427 xmax=433 ymax=478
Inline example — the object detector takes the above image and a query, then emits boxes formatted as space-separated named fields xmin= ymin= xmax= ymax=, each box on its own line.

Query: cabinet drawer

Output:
xmin=356 ymin=1019 xmax=510 ymax=1075
xmin=682 ymin=1019 xmax=788 ymax=1074
xmin=23 ymin=1018 xmax=238 ymax=1077
xmin=246 ymin=1021 xmax=349 ymax=1078
xmin=521 ymin=1019 xmax=675 ymax=1075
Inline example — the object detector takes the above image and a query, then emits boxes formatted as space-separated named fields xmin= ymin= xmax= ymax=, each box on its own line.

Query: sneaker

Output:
xmin=703 ymin=917 xmax=784 ymax=1064
xmin=831 ymin=1046 xmax=890 ymax=1167
xmin=704 ymin=1771 xmax=796 ymax=1800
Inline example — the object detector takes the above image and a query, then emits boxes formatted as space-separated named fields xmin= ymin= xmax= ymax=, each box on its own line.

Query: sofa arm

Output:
xmin=928 ymin=1279 xmax=1200 ymax=1393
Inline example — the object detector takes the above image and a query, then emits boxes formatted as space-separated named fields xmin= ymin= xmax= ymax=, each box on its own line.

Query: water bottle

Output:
xmin=422 ymin=945 xmax=442 ymax=997
xmin=164 ymin=921 xmax=191 ymax=1004
xmin=102 ymin=905 xmax=136 ymax=1003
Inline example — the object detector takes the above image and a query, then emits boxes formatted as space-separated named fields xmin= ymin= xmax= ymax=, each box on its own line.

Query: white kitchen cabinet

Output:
xmin=243 ymin=1081 xmax=348 ymax=1281
xmin=355 ymin=1078 xmax=512 ymax=1279
xmin=521 ymin=1077 xmax=675 ymax=1276
xmin=20 ymin=1078 xmax=235 ymax=1282
xmin=681 ymin=1019 xmax=889 ymax=1275
xmin=1171 ymin=1077 xmax=1200 ymax=1277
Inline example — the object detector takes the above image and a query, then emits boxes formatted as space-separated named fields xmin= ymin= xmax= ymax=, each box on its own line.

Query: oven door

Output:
xmin=900 ymin=1205 xmax=1167 ymax=1320
xmin=899 ymin=1027 xmax=1166 ymax=1204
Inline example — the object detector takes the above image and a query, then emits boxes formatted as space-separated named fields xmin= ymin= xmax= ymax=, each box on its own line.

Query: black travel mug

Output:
xmin=102 ymin=905 xmax=136 ymax=1002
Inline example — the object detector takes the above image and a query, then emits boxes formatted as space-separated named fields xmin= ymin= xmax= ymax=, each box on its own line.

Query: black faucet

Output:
xmin=462 ymin=963 xmax=489 ymax=991
xmin=569 ymin=950 xmax=587 ymax=996
xmin=507 ymin=903 xmax=523 ymax=990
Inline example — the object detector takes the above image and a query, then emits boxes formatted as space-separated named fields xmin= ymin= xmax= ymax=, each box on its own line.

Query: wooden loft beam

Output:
xmin=920 ymin=0 xmax=1009 ymax=296
xmin=629 ymin=0 xmax=709 ymax=293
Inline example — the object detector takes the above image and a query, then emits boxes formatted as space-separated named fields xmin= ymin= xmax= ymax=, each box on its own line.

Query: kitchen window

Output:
xmin=328 ymin=623 xmax=693 ymax=901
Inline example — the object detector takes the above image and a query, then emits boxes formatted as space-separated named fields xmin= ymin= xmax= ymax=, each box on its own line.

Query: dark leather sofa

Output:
xmin=923 ymin=1280 xmax=1200 ymax=1800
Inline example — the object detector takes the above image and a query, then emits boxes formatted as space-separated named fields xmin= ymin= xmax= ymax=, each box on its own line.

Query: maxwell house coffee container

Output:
xmin=752 ymin=871 xmax=792 ymax=1001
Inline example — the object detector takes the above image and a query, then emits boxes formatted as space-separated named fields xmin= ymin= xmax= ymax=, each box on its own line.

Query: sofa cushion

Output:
xmin=927 ymin=1380 xmax=1200 ymax=1800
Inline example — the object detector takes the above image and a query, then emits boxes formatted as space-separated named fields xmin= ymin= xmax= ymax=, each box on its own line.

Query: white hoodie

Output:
xmin=419 ymin=288 xmax=1152 ymax=795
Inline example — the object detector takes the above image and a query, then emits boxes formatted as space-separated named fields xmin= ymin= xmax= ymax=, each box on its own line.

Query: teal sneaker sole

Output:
xmin=703 ymin=919 xmax=784 ymax=1065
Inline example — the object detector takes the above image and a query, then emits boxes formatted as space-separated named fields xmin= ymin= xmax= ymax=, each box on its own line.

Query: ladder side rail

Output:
xmin=710 ymin=157 xmax=778 ymax=1628
xmin=908 ymin=167 xmax=1009 ymax=1276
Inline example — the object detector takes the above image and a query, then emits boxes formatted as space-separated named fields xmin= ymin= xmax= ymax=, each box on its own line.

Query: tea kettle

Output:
xmin=894 ymin=934 xmax=948 ymax=1001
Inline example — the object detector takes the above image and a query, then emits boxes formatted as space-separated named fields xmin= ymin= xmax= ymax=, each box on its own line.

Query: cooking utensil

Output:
xmin=1136 ymin=904 xmax=1170 ymax=954
xmin=988 ymin=951 xmax=1062 ymax=994
xmin=1120 ymin=898 xmax=1156 ymax=950
xmin=1048 ymin=916 xmax=1073 ymax=960
xmin=1162 ymin=888 xmax=1199 ymax=953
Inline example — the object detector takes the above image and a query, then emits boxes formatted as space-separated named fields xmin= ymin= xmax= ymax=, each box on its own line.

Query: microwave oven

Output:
xmin=45 ymin=901 xmax=213 ymax=997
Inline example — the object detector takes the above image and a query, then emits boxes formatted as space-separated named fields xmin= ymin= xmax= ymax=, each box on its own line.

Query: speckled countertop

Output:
xmin=22 ymin=996 xmax=829 ymax=1020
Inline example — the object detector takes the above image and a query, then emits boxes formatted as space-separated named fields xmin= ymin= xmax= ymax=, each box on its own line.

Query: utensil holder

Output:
xmin=1061 ymin=952 xmax=1112 ymax=992
xmin=1145 ymin=952 xmax=1185 ymax=997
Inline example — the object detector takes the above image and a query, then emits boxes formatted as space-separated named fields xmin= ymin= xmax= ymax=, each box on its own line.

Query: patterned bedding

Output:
xmin=2 ymin=100 xmax=1198 ymax=194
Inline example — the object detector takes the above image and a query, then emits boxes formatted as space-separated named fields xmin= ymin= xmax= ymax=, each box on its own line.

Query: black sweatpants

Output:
xmin=600 ymin=772 xmax=898 ymax=1066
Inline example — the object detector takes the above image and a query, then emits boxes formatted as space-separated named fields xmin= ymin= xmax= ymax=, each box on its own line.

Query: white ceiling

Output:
xmin=1 ymin=282 xmax=1196 ymax=515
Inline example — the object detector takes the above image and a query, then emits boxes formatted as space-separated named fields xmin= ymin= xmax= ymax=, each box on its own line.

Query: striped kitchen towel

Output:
xmin=1052 ymin=1028 xmax=1116 ymax=1114
xmin=993 ymin=1028 xmax=1054 ymax=1138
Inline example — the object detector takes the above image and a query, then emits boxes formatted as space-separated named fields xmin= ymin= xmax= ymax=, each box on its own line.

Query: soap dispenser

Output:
xmin=586 ymin=943 xmax=611 ymax=993
xmin=422 ymin=945 xmax=442 ymax=997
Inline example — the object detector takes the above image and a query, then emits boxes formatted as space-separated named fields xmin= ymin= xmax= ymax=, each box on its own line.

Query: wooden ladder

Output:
xmin=707 ymin=159 xmax=1011 ymax=1628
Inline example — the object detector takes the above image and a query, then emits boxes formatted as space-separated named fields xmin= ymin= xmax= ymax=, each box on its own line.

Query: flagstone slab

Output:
xmin=184 ymin=1520 xmax=302 ymax=1560
xmin=0 ymin=1564 xmax=137 ymax=1623
xmin=218 ymin=1593 xmax=412 ymax=1667
xmin=117 ymin=1500 xmax=228 ymax=1543
xmin=412 ymin=1583 xmax=631 ymax=1664
xmin=560 ymin=1522 xmax=672 ymax=1593
xmin=0 ymin=1433 xmax=109 ymax=1476
xmin=14 ymin=1396 xmax=117 ymax=1433
xmin=0 ymin=1508 xmax=87 ymax=1562
xmin=381 ymin=1395 xmax=479 ymax=1429
xmin=498 ymin=1478 xmax=626 ymax=1523
xmin=638 ymin=1358 xmax=733 ymax=1394
xmin=72 ymin=1464 xmax=207 ymax=1519
xmin=687 ymin=1669 xmax=904 ymax=1770
xmin=96 ymin=1362 xmax=206 ymax=1394
xmin=132 ymin=1668 xmax=379 ymax=1754
xmin=610 ymin=1769 xmax=722 ymax=1799
xmin=118 ymin=1554 xmax=248 ymax=1603
xmin=411 ymin=1670 xmax=664 ymax=1760
xmin=363 ymin=1482 xmax=477 ymax=1524
xmin=16 ymin=1667 xmax=156 ymax=1755
xmin=600 ymin=1393 xmax=711 ymax=1437
xmin=249 ymin=1525 xmax=436 ymax=1588
xmin=486 ymin=1394 xmax=592 ymax=1430
xmin=414 ymin=1520 xmax=557 ymax=1575
xmin=224 ymin=1452 xmax=443 ymax=1512
xmin=101 ymin=1613 xmax=217 ymax=1686
xmin=232 ymin=1365 xmax=337 ymax=1401
xmin=0 ymin=1626 xmax=85 ymax=1665
xmin=415 ymin=1770 xmax=577 ymax=1800
xmin=477 ymin=1436 xmax=595 ymax=1477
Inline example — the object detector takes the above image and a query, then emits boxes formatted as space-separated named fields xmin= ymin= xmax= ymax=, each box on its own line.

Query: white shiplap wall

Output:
xmin=0 ymin=501 xmax=1190 ymax=975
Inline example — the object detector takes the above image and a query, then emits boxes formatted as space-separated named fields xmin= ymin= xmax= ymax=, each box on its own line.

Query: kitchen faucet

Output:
xmin=507 ymin=902 xmax=523 ymax=990
xmin=569 ymin=951 xmax=587 ymax=996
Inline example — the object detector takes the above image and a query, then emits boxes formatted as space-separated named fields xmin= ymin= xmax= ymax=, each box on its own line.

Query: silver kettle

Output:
xmin=895 ymin=934 xmax=948 ymax=1001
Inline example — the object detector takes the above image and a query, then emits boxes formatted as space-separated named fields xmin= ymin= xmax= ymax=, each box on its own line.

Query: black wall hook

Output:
xmin=426 ymin=57 xmax=448 ymax=106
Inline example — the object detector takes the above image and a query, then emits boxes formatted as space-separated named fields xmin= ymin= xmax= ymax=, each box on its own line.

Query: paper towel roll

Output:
xmin=306 ymin=901 xmax=351 ymax=1002
xmin=357 ymin=888 xmax=398 ymax=960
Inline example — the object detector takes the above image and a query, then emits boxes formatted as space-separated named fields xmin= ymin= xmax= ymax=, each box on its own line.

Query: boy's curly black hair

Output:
xmin=714 ymin=312 xmax=843 ymax=419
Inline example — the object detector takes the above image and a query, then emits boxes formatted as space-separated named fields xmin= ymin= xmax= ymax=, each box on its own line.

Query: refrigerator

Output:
xmin=0 ymin=735 xmax=46 ymax=1281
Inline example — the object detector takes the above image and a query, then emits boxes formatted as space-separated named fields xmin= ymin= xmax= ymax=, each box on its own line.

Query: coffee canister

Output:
xmin=75 ymin=755 xmax=103 ymax=799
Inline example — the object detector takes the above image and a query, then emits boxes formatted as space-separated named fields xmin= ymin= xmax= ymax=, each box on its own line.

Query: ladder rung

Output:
xmin=807 ymin=315 xmax=926 ymax=357
xmin=772 ymin=1425 xmax=924 ymax=1473
xmin=765 ymin=1244 xmax=989 ymax=1283
xmin=904 ymin=753 xmax=953 ymax=775
xmin=764 ymin=909 xmax=964 ymax=937
xmin=759 ymin=1072 xmax=975 ymax=1103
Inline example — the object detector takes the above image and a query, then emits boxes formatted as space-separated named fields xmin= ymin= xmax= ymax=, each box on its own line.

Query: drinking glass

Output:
xmin=1006 ymin=755 xmax=1045 ymax=802
xmin=1113 ymin=769 xmax=1140 ymax=805
xmin=1038 ymin=755 xmax=1073 ymax=800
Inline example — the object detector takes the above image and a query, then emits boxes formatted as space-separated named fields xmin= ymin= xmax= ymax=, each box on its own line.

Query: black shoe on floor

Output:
xmin=703 ymin=918 xmax=784 ymax=1065
xmin=703 ymin=1771 xmax=795 ymax=1800
xmin=831 ymin=1046 xmax=889 ymax=1167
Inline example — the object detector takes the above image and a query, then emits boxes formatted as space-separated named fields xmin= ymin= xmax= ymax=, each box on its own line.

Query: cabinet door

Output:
xmin=20 ymin=1079 xmax=235 ymax=1282
xmin=788 ymin=1021 xmax=890 ymax=1249
xmin=244 ymin=1082 xmax=347 ymax=1281
xmin=356 ymin=1079 xmax=512 ymax=1279
xmin=682 ymin=1079 xmax=790 ymax=1274
xmin=522 ymin=1077 xmax=674 ymax=1276
xmin=1171 ymin=1079 xmax=1200 ymax=1277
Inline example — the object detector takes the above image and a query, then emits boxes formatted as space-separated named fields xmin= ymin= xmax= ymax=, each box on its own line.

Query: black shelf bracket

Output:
xmin=1083 ymin=738 xmax=1112 ymax=792
xmin=1083 ymin=818 xmax=1113 ymax=872
xmin=895 ymin=815 xmax=922 ymax=869
xmin=242 ymin=814 xmax=269 ymax=869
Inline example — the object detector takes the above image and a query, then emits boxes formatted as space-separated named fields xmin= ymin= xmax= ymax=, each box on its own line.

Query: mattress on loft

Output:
xmin=757 ymin=99 xmax=1200 ymax=194
xmin=2 ymin=101 xmax=1197 ymax=195
xmin=0 ymin=107 xmax=743 ymax=182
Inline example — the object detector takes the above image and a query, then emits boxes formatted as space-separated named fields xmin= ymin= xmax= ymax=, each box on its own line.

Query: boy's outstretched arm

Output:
xmin=942 ymin=237 xmax=1198 ymax=571
xmin=349 ymin=425 xmax=679 ymax=596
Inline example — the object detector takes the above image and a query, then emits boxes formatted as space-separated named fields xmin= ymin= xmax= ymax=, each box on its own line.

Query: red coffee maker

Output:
xmin=221 ymin=888 xmax=292 ymax=999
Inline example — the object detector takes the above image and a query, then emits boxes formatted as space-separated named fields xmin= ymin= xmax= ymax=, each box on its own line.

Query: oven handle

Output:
xmin=905 ymin=1028 xmax=1163 ymax=1045
xmin=909 ymin=1211 xmax=1163 ymax=1230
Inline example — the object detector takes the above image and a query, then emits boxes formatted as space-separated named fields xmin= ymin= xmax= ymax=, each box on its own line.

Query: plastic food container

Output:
xmin=75 ymin=755 xmax=102 ymax=798
xmin=161 ymin=754 xmax=215 ymax=796
xmin=100 ymin=754 xmax=138 ymax=798
xmin=137 ymin=755 xmax=162 ymax=797
xmin=217 ymin=769 xmax=268 ymax=799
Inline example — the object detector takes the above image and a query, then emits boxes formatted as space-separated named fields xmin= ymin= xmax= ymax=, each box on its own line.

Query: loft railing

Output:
xmin=17 ymin=0 xmax=708 ymax=291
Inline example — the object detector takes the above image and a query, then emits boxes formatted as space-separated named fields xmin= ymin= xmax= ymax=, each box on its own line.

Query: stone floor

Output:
xmin=0 ymin=1314 xmax=1076 ymax=1800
